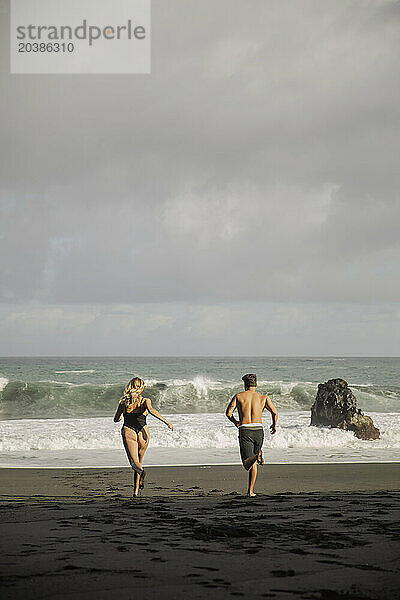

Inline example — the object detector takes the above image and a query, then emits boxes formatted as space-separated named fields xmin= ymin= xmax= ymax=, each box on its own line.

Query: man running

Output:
xmin=226 ymin=373 xmax=278 ymax=496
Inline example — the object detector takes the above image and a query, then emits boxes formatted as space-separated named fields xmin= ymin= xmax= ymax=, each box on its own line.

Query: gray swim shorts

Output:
xmin=238 ymin=427 xmax=264 ymax=462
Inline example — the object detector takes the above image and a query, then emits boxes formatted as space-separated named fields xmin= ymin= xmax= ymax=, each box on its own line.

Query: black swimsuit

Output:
xmin=123 ymin=411 xmax=147 ymax=434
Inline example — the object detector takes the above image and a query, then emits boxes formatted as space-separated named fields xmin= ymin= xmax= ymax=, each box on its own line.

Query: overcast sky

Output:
xmin=0 ymin=0 xmax=399 ymax=355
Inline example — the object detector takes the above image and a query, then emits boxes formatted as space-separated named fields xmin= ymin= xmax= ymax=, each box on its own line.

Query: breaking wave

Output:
xmin=0 ymin=376 xmax=398 ymax=420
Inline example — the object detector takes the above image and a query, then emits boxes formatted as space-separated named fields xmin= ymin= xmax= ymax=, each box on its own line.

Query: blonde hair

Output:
xmin=120 ymin=377 xmax=145 ymax=411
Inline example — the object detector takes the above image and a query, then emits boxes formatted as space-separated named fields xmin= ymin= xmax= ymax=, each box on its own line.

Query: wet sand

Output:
xmin=1 ymin=464 xmax=399 ymax=599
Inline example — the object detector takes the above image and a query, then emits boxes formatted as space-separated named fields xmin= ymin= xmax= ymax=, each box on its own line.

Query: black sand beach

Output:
xmin=1 ymin=464 xmax=399 ymax=600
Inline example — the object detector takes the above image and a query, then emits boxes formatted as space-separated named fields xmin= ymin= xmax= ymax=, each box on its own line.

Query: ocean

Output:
xmin=0 ymin=357 xmax=399 ymax=467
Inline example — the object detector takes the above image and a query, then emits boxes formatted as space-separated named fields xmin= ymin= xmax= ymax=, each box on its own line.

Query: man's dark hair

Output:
xmin=242 ymin=373 xmax=257 ymax=389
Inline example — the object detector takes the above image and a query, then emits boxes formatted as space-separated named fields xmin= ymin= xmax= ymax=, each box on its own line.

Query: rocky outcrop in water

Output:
xmin=310 ymin=378 xmax=380 ymax=440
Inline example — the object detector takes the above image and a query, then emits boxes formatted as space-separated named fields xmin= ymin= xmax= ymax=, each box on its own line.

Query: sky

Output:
xmin=0 ymin=0 xmax=399 ymax=356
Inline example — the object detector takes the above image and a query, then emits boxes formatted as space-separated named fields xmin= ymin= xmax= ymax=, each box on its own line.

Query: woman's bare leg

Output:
xmin=134 ymin=428 xmax=150 ymax=495
xmin=121 ymin=427 xmax=143 ymax=476
xmin=133 ymin=471 xmax=140 ymax=496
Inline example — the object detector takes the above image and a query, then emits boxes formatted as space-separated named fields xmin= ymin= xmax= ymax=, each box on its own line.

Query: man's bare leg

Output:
xmin=248 ymin=463 xmax=258 ymax=497
xmin=243 ymin=449 xmax=263 ymax=471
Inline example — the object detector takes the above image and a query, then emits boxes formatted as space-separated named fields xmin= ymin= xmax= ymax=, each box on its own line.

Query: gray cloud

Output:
xmin=0 ymin=0 xmax=399 ymax=353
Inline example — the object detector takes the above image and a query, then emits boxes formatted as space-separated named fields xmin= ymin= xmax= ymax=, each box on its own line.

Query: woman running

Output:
xmin=114 ymin=376 xmax=174 ymax=496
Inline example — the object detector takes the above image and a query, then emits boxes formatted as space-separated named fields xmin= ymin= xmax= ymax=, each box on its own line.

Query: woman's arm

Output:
xmin=144 ymin=398 xmax=174 ymax=430
xmin=113 ymin=403 xmax=123 ymax=423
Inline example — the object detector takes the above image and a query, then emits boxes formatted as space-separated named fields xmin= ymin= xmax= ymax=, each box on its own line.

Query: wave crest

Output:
xmin=0 ymin=377 xmax=398 ymax=420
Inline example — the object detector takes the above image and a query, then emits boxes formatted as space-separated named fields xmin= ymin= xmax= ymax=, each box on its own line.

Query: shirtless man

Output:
xmin=226 ymin=373 xmax=278 ymax=497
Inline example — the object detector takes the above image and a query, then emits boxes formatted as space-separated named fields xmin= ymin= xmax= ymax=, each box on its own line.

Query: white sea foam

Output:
xmin=1 ymin=412 xmax=399 ymax=454
xmin=54 ymin=370 xmax=96 ymax=374
xmin=1 ymin=411 xmax=399 ymax=467
xmin=0 ymin=376 xmax=8 ymax=392
xmin=38 ymin=380 xmax=77 ymax=386
xmin=350 ymin=383 xmax=374 ymax=387
xmin=167 ymin=376 xmax=223 ymax=391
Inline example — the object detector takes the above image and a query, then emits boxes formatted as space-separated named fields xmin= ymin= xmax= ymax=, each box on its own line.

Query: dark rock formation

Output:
xmin=310 ymin=378 xmax=380 ymax=440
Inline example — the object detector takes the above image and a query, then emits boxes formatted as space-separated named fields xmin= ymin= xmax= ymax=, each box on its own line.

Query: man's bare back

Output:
xmin=229 ymin=390 xmax=277 ymax=432
xmin=226 ymin=389 xmax=277 ymax=434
